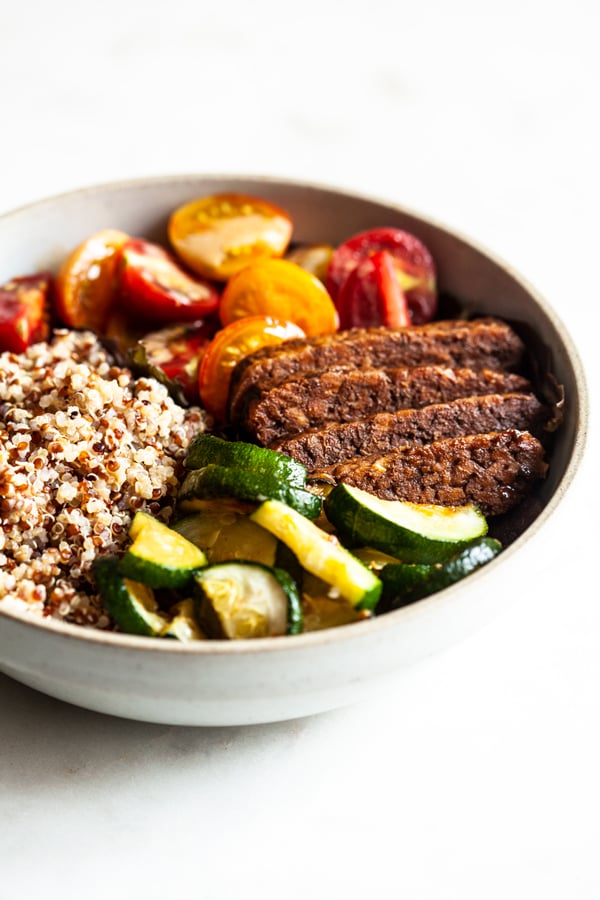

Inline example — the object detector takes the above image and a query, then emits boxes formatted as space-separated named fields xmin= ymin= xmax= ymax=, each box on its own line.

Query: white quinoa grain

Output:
xmin=0 ymin=330 xmax=210 ymax=628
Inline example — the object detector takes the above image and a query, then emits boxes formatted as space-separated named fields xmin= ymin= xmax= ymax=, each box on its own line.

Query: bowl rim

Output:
xmin=0 ymin=172 xmax=590 ymax=657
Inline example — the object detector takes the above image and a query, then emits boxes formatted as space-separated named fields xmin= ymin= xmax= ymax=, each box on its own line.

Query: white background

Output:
xmin=1 ymin=1 xmax=599 ymax=898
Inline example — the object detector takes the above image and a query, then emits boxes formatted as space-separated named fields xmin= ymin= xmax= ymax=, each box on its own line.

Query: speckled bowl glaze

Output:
xmin=0 ymin=175 xmax=588 ymax=726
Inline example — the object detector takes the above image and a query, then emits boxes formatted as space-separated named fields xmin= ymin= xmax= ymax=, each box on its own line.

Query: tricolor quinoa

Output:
xmin=0 ymin=330 xmax=209 ymax=627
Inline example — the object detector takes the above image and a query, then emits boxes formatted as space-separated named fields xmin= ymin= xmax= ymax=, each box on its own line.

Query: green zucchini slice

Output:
xmin=194 ymin=561 xmax=303 ymax=639
xmin=120 ymin=511 xmax=207 ymax=589
xmin=324 ymin=483 xmax=488 ymax=564
xmin=251 ymin=499 xmax=382 ymax=611
xmin=185 ymin=433 xmax=307 ymax=488
xmin=379 ymin=537 xmax=503 ymax=609
xmin=178 ymin=464 xmax=322 ymax=520
xmin=172 ymin=511 xmax=278 ymax=566
xmin=93 ymin=555 xmax=168 ymax=636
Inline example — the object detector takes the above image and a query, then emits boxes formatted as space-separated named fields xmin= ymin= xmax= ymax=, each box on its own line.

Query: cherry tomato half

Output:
xmin=326 ymin=227 xmax=437 ymax=324
xmin=168 ymin=193 xmax=293 ymax=281
xmin=117 ymin=238 xmax=220 ymax=324
xmin=336 ymin=251 xmax=410 ymax=330
xmin=219 ymin=258 xmax=338 ymax=337
xmin=198 ymin=316 xmax=306 ymax=422
xmin=0 ymin=272 xmax=52 ymax=353
xmin=133 ymin=317 xmax=219 ymax=405
xmin=54 ymin=229 xmax=129 ymax=331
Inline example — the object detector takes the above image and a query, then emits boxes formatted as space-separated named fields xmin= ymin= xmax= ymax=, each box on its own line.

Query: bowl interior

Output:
xmin=0 ymin=173 xmax=587 ymax=627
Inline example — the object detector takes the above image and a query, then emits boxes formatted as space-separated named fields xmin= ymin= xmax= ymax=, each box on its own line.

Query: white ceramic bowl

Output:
xmin=0 ymin=175 xmax=588 ymax=726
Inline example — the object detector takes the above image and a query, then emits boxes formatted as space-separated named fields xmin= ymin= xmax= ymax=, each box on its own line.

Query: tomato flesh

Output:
xmin=135 ymin=317 xmax=219 ymax=404
xmin=118 ymin=238 xmax=220 ymax=323
xmin=336 ymin=251 xmax=410 ymax=330
xmin=326 ymin=227 xmax=437 ymax=324
xmin=0 ymin=273 xmax=52 ymax=353
xmin=219 ymin=258 xmax=338 ymax=337
xmin=54 ymin=229 xmax=129 ymax=332
xmin=168 ymin=193 xmax=293 ymax=281
xmin=199 ymin=316 xmax=306 ymax=422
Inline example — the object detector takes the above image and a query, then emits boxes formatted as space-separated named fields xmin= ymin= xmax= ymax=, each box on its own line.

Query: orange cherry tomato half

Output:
xmin=336 ymin=250 xmax=410 ymax=330
xmin=54 ymin=229 xmax=129 ymax=331
xmin=168 ymin=193 xmax=293 ymax=281
xmin=198 ymin=316 xmax=306 ymax=422
xmin=0 ymin=272 xmax=52 ymax=353
xmin=219 ymin=258 xmax=338 ymax=337
xmin=118 ymin=238 xmax=220 ymax=323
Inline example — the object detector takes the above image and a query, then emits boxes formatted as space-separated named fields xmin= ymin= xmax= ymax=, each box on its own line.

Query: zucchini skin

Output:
xmin=324 ymin=483 xmax=487 ymax=564
xmin=179 ymin=464 xmax=322 ymax=520
xmin=93 ymin=555 xmax=166 ymax=636
xmin=379 ymin=537 xmax=502 ymax=609
xmin=185 ymin=433 xmax=308 ymax=488
xmin=120 ymin=511 xmax=208 ymax=590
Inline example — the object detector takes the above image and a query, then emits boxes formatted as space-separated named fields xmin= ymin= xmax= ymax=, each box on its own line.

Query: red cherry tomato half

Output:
xmin=0 ymin=272 xmax=52 ymax=353
xmin=134 ymin=317 xmax=219 ymax=404
xmin=326 ymin=227 xmax=437 ymax=324
xmin=118 ymin=238 xmax=220 ymax=323
xmin=336 ymin=251 xmax=410 ymax=330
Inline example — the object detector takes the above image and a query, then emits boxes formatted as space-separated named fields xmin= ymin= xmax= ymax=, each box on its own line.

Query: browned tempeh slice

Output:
xmin=228 ymin=318 xmax=526 ymax=425
xmin=310 ymin=430 xmax=548 ymax=517
xmin=272 ymin=393 xmax=548 ymax=470
xmin=243 ymin=365 xmax=531 ymax=445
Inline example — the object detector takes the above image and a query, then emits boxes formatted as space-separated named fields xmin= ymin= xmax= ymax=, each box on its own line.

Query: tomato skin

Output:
xmin=0 ymin=273 xmax=52 ymax=353
xmin=118 ymin=238 xmax=220 ymax=323
xmin=326 ymin=227 xmax=437 ymax=324
xmin=199 ymin=316 xmax=306 ymax=422
xmin=336 ymin=251 xmax=410 ymax=330
xmin=168 ymin=193 xmax=293 ymax=281
xmin=54 ymin=229 xmax=129 ymax=331
xmin=219 ymin=258 xmax=338 ymax=337
xmin=133 ymin=317 xmax=219 ymax=404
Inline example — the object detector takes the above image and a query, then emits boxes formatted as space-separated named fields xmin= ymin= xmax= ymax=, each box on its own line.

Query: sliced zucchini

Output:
xmin=250 ymin=499 xmax=382 ymax=611
xmin=120 ymin=511 xmax=207 ymax=589
xmin=194 ymin=561 xmax=303 ymax=639
xmin=185 ymin=433 xmax=307 ymax=488
xmin=163 ymin=599 xmax=206 ymax=641
xmin=379 ymin=537 xmax=503 ymax=609
xmin=93 ymin=555 xmax=168 ymax=636
xmin=172 ymin=510 xmax=278 ymax=566
xmin=178 ymin=464 xmax=322 ymax=520
xmin=324 ymin=484 xmax=488 ymax=564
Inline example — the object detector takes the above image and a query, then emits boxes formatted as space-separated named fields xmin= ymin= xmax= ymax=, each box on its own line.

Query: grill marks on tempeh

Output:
xmin=228 ymin=317 xmax=550 ymax=517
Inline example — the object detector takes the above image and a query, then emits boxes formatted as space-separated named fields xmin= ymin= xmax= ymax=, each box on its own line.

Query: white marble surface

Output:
xmin=1 ymin=1 xmax=598 ymax=897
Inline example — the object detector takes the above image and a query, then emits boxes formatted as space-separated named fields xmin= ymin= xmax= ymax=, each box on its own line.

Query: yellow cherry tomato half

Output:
xmin=219 ymin=258 xmax=339 ymax=337
xmin=198 ymin=316 xmax=306 ymax=422
xmin=168 ymin=193 xmax=293 ymax=281
xmin=54 ymin=229 xmax=129 ymax=332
